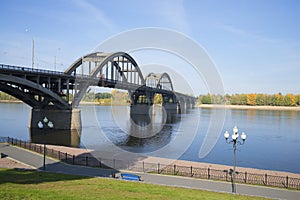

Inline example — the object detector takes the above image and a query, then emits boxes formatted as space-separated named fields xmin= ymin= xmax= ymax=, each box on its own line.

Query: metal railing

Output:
xmin=0 ymin=64 xmax=65 ymax=75
xmin=2 ymin=137 xmax=300 ymax=190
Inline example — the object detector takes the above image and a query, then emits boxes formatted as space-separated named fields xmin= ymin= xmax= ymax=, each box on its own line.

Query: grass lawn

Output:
xmin=0 ymin=168 xmax=269 ymax=200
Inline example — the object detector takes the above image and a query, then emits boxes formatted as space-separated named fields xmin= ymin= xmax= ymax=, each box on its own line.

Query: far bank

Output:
xmin=197 ymin=104 xmax=300 ymax=111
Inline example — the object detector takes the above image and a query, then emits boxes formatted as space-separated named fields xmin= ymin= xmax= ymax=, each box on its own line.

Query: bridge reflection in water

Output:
xmin=29 ymin=105 xmax=181 ymax=150
xmin=107 ymin=105 xmax=181 ymax=153
xmin=29 ymin=128 xmax=82 ymax=147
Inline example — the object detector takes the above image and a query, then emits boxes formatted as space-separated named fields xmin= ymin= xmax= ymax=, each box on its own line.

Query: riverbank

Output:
xmin=1 ymin=100 xmax=299 ymax=111
xmin=197 ymin=104 xmax=300 ymax=111
xmin=0 ymin=100 xmax=23 ymax=103
xmin=41 ymin=144 xmax=300 ymax=179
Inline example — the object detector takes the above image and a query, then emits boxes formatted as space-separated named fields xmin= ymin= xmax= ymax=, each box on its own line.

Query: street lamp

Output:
xmin=25 ymin=28 xmax=35 ymax=69
xmin=38 ymin=116 xmax=54 ymax=170
xmin=224 ymin=125 xmax=246 ymax=193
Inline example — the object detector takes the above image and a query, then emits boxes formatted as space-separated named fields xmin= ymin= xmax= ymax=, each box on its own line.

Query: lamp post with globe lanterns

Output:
xmin=224 ymin=125 xmax=246 ymax=193
xmin=38 ymin=117 xmax=54 ymax=170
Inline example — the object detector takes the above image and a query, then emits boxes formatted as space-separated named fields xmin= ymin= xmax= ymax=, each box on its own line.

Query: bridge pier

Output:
xmin=163 ymin=103 xmax=178 ymax=114
xmin=130 ymin=104 xmax=151 ymax=117
xmin=29 ymin=129 xmax=81 ymax=147
xmin=29 ymin=108 xmax=82 ymax=130
xmin=163 ymin=103 xmax=179 ymax=123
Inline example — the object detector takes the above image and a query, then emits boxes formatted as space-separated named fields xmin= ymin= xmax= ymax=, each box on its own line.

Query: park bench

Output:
xmin=120 ymin=173 xmax=142 ymax=181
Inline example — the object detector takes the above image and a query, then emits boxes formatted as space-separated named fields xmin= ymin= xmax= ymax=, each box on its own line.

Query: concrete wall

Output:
xmin=29 ymin=108 xmax=82 ymax=130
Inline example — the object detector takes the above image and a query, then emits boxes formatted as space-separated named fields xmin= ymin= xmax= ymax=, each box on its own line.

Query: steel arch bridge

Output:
xmin=0 ymin=52 xmax=196 ymax=130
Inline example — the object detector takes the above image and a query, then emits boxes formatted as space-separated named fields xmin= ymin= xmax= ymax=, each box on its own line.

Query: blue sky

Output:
xmin=1 ymin=0 xmax=299 ymax=94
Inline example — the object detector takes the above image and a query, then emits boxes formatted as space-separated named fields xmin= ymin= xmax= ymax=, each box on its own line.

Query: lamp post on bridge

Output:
xmin=224 ymin=125 xmax=246 ymax=193
xmin=25 ymin=28 xmax=34 ymax=69
xmin=54 ymin=47 xmax=61 ymax=71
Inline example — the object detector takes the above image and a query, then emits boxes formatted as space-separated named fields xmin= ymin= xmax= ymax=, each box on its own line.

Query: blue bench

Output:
xmin=120 ymin=173 xmax=142 ymax=181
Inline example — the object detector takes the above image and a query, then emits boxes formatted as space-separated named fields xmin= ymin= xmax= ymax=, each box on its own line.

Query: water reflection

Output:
xmin=30 ymin=128 xmax=82 ymax=147
xmin=106 ymin=106 xmax=181 ymax=153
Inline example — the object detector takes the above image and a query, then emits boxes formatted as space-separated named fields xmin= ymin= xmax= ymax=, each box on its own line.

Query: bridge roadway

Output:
xmin=0 ymin=64 xmax=177 ymax=102
xmin=0 ymin=51 xmax=196 ymax=131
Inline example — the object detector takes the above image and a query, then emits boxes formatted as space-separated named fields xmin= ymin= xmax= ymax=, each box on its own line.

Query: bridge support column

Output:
xmin=130 ymin=104 xmax=151 ymax=125
xmin=163 ymin=103 xmax=178 ymax=114
xmin=29 ymin=108 xmax=82 ymax=130
xmin=163 ymin=103 xmax=179 ymax=123
xmin=130 ymin=104 xmax=151 ymax=115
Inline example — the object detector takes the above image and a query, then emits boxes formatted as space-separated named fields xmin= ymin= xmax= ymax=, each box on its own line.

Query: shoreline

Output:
xmin=1 ymin=100 xmax=299 ymax=111
xmin=42 ymin=144 xmax=300 ymax=178
xmin=197 ymin=104 xmax=300 ymax=111
xmin=0 ymin=100 xmax=23 ymax=103
xmin=1 ymin=142 xmax=299 ymax=180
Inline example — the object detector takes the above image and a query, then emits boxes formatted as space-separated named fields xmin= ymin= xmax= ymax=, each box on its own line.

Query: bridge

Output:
xmin=0 ymin=52 xmax=196 ymax=131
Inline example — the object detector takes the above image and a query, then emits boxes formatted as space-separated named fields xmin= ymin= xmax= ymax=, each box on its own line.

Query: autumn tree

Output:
xmin=284 ymin=94 xmax=296 ymax=106
xmin=230 ymin=94 xmax=238 ymax=105
xmin=247 ymin=93 xmax=257 ymax=106
xmin=154 ymin=94 xmax=162 ymax=104
xmin=111 ymin=90 xmax=128 ymax=103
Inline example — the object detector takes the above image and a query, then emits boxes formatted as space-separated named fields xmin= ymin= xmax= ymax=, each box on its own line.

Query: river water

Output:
xmin=0 ymin=102 xmax=299 ymax=174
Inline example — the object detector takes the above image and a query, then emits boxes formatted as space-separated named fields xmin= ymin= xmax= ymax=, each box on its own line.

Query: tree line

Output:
xmin=198 ymin=93 xmax=300 ymax=107
xmin=2 ymin=91 xmax=300 ymax=107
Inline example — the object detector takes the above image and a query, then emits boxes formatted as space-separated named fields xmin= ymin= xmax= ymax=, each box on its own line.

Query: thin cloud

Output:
xmin=74 ymin=0 xmax=116 ymax=32
xmin=156 ymin=0 xmax=190 ymax=33
xmin=220 ymin=24 xmax=284 ymax=44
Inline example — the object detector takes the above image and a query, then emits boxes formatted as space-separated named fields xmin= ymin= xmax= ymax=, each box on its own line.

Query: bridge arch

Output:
xmin=65 ymin=52 xmax=145 ymax=85
xmin=67 ymin=52 xmax=145 ymax=107
xmin=145 ymin=72 xmax=174 ymax=91
xmin=0 ymin=74 xmax=70 ymax=109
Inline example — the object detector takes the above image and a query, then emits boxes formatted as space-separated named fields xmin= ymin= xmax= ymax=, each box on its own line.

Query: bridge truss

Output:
xmin=0 ymin=52 xmax=196 ymax=110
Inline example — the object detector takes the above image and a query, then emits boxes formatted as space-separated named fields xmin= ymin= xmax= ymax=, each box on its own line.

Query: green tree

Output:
xmin=238 ymin=94 xmax=247 ymax=105
xmin=95 ymin=92 xmax=112 ymax=100
xmin=256 ymin=94 xmax=266 ymax=106
xmin=230 ymin=94 xmax=238 ymax=105
xmin=200 ymin=93 xmax=212 ymax=104
xmin=212 ymin=94 xmax=225 ymax=104
xmin=296 ymin=94 xmax=300 ymax=106
xmin=82 ymin=92 xmax=95 ymax=102
xmin=225 ymin=94 xmax=231 ymax=104
xmin=275 ymin=93 xmax=285 ymax=106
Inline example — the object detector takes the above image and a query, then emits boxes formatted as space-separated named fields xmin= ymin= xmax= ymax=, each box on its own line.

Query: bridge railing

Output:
xmin=0 ymin=64 xmax=65 ymax=75
xmin=0 ymin=64 xmax=119 ymax=80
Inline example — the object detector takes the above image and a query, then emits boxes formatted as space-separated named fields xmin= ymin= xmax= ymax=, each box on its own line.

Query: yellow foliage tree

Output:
xmin=285 ymin=94 xmax=296 ymax=106
xmin=247 ymin=93 xmax=256 ymax=106
xmin=154 ymin=94 xmax=162 ymax=104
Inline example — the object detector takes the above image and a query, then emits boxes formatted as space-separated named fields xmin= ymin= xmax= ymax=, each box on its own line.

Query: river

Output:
xmin=0 ymin=102 xmax=299 ymax=174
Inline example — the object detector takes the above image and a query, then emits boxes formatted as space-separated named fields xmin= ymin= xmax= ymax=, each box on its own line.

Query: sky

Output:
xmin=0 ymin=0 xmax=299 ymax=95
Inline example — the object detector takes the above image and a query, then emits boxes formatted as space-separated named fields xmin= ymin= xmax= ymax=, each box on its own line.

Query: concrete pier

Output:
xmin=130 ymin=104 xmax=151 ymax=116
xmin=29 ymin=129 xmax=81 ymax=147
xmin=29 ymin=108 xmax=82 ymax=130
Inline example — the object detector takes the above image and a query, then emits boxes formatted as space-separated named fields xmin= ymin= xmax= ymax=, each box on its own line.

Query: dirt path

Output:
xmin=0 ymin=157 xmax=34 ymax=169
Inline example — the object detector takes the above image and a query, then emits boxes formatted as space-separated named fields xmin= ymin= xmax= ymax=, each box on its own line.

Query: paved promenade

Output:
xmin=1 ymin=143 xmax=299 ymax=200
